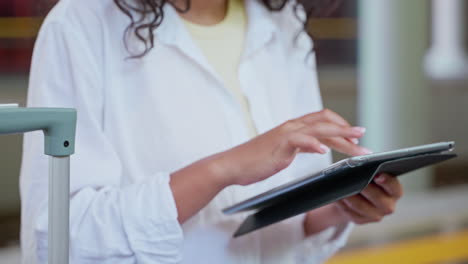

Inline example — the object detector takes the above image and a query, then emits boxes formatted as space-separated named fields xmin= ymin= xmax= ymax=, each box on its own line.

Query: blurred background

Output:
xmin=0 ymin=0 xmax=467 ymax=263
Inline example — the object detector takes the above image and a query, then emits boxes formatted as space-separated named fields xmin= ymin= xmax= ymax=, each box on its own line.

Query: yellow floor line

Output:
xmin=327 ymin=229 xmax=468 ymax=264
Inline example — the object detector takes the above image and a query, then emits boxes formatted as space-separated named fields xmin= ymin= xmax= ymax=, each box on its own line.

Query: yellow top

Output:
xmin=182 ymin=0 xmax=258 ymax=138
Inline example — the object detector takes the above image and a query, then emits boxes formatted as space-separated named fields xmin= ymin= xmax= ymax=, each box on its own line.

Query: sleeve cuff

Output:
xmin=119 ymin=172 xmax=184 ymax=263
xmin=294 ymin=222 xmax=354 ymax=263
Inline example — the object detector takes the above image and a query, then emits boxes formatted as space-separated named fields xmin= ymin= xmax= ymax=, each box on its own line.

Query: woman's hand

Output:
xmin=172 ymin=108 xmax=371 ymax=223
xmin=304 ymin=173 xmax=403 ymax=236
xmin=335 ymin=173 xmax=403 ymax=224
xmin=216 ymin=109 xmax=372 ymax=186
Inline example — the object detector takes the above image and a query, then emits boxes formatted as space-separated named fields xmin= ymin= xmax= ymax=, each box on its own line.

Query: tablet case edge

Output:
xmin=233 ymin=153 xmax=457 ymax=237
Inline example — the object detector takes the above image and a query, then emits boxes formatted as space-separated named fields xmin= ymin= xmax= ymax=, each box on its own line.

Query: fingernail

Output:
xmin=320 ymin=144 xmax=330 ymax=153
xmin=352 ymin=127 xmax=367 ymax=134
xmin=375 ymin=174 xmax=385 ymax=183
xmin=351 ymin=138 xmax=359 ymax=144
xmin=360 ymin=147 xmax=373 ymax=155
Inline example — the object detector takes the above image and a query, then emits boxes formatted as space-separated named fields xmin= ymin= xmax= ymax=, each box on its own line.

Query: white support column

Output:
xmin=425 ymin=0 xmax=468 ymax=80
xmin=49 ymin=156 xmax=70 ymax=264
xmin=358 ymin=0 xmax=432 ymax=191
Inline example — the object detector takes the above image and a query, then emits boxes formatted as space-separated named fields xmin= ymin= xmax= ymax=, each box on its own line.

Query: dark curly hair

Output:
xmin=114 ymin=0 xmax=342 ymax=58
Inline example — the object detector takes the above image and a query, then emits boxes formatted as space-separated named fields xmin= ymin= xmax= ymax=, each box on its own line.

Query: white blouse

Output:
xmin=20 ymin=0 xmax=352 ymax=263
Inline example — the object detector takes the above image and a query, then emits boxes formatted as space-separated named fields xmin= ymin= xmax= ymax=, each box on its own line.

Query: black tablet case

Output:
xmin=232 ymin=153 xmax=457 ymax=237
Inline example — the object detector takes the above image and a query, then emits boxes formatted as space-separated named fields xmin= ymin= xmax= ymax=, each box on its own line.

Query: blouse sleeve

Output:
xmin=21 ymin=15 xmax=183 ymax=264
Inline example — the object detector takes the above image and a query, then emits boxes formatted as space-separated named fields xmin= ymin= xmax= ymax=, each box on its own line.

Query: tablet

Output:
xmin=223 ymin=141 xmax=455 ymax=215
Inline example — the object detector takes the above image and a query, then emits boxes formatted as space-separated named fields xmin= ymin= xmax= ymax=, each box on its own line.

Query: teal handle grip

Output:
xmin=0 ymin=108 xmax=77 ymax=156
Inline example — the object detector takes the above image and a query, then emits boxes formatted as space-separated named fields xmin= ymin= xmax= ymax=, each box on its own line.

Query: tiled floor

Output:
xmin=328 ymin=229 xmax=468 ymax=264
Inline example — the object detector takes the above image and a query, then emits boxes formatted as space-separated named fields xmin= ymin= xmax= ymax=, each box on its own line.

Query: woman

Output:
xmin=21 ymin=0 xmax=403 ymax=263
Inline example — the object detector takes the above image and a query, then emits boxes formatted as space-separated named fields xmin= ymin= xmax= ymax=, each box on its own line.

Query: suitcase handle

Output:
xmin=0 ymin=106 xmax=76 ymax=156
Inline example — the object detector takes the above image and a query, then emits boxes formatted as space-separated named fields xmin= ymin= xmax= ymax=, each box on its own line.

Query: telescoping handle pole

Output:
xmin=0 ymin=105 xmax=77 ymax=264
xmin=49 ymin=156 xmax=70 ymax=264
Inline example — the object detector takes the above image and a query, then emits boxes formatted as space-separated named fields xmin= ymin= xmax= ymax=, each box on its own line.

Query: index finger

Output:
xmin=299 ymin=109 xmax=351 ymax=127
